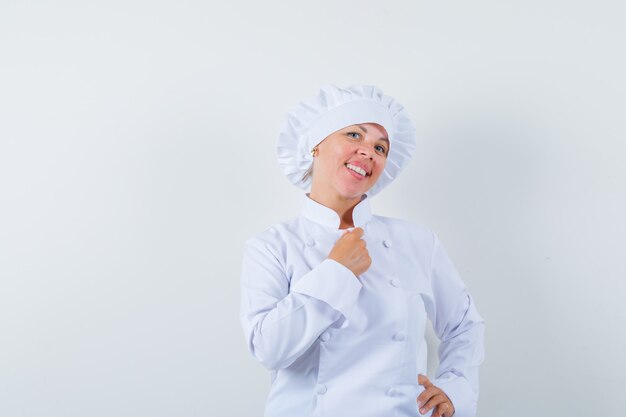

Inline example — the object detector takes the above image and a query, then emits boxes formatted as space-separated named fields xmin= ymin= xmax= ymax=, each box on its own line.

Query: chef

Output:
xmin=240 ymin=85 xmax=484 ymax=417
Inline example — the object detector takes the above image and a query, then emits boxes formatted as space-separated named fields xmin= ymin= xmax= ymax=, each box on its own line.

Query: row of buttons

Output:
xmin=319 ymin=331 xmax=406 ymax=343
xmin=315 ymin=384 xmax=404 ymax=397
xmin=304 ymin=235 xmax=401 ymax=289
xmin=305 ymin=238 xmax=393 ymax=248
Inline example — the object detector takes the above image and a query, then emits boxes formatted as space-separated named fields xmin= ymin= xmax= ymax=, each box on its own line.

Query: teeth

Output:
xmin=346 ymin=164 xmax=367 ymax=176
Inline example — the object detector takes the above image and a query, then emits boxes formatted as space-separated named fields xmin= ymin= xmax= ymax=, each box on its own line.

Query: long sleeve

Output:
xmin=240 ymin=236 xmax=362 ymax=370
xmin=427 ymin=233 xmax=485 ymax=417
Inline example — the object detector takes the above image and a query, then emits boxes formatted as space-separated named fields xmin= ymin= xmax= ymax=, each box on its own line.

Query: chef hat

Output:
xmin=276 ymin=84 xmax=416 ymax=196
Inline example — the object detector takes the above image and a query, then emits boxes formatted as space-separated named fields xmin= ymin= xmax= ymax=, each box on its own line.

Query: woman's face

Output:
xmin=310 ymin=122 xmax=389 ymax=201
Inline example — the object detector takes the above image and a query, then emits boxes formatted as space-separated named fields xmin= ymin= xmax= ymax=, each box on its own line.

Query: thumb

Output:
xmin=417 ymin=374 xmax=432 ymax=387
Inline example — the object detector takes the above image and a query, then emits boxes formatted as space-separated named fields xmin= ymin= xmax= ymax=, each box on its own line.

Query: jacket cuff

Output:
xmin=433 ymin=374 xmax=477 ymax=417
xmin=290 ymin=259 xmax=362 ymax=321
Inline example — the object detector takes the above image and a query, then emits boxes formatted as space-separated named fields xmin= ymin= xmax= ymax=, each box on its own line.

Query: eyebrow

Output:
xmin=356 ymin=124 xmax=390 ymax=144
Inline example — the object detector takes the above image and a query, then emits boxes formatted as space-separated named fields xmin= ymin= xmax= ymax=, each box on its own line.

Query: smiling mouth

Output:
xmin=345 ymin=163 xmax=369 ymax=177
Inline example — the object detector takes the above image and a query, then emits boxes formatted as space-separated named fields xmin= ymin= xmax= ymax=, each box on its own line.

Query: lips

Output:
xmin=345 ymin=160 xmax=371 ymax=177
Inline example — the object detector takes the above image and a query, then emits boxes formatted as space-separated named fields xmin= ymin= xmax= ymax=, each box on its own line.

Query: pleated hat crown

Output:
xmin=276 ymin=84 xmax=416 ymax=196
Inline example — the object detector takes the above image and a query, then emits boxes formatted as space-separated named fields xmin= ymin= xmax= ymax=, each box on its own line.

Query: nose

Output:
xmin=357 ymin=144 xmax=374 ymax=159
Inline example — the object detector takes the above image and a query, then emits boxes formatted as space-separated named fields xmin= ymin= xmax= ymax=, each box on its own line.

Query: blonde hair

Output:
xmin=302 ymin=145 xmax=319 ymax=183
xmin=302 ymin=164 xmax=313 ymax=183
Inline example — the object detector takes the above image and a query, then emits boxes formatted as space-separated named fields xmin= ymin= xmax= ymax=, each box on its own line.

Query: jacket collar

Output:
xmin=302 ymin=194 xmax=373 ymax=230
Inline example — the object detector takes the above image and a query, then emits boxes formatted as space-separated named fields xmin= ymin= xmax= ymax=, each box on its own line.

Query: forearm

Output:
xmin=241 ymin=248 xmax=361 ymax=370
xmin=433 ymin=295 xmax=485 ymax=417
xmin=243 ymin=290 xmax=343 ymax=369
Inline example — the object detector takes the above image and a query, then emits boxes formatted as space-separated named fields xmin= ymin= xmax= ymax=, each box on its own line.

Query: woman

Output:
xmin=240 ymin=85 xmax=484 ymax=417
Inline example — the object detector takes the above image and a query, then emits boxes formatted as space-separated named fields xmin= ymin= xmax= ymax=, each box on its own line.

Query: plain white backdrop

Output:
xmin=1 ymin=1 xmax=625 ymax=416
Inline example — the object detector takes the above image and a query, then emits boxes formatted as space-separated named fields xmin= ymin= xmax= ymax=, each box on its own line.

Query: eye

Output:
xmin=346 ymin=131 xmax=361 ymax=139
xmin=375 ymin=144 xmax=388 ymax=155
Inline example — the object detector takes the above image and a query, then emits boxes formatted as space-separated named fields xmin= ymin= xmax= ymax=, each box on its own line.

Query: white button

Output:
xmin=317 ymin=384 xmax=327 ymax=395
xmin=386 ymin=386 xmax=398 ymax=397
xmin=393 ymin=332 xmax=406 ymax=341
xmin=389 ymin=279 xmax=399 ymax=288
xmin=305 ymin=237 xmax=315 ymax=247
xmin=383 ymin=239 xmax=392 ymax=248
xmin=320 ymin=332 xmax=331 ymax=342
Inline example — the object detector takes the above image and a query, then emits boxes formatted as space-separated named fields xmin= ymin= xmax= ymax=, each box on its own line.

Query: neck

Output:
xmin=308 ymin=191 xmax=363 ymax=229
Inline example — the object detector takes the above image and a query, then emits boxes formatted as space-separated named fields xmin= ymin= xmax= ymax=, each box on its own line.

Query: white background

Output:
xmin=1 ymin=1 xmax=625 ymax=416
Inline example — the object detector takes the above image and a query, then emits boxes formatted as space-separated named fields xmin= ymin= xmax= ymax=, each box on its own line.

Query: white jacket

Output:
xmin=240 ymin=195 xmax=484 ymax=417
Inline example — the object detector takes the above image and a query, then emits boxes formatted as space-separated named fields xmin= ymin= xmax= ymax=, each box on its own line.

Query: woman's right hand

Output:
xmin=327 ymin=227 xmax=371 ymax=277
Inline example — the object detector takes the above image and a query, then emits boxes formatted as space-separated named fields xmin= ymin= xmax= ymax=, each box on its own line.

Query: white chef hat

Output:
xmin=276 ymin=84 xmax=416 ymax=196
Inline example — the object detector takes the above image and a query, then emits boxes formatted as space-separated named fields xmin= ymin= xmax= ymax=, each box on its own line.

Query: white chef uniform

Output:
xmin=240 ymin=194 xmax=485 ymax=417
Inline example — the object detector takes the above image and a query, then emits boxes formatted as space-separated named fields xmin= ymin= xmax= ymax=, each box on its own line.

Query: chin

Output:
xmin=335 ymin=184 xmax=370 ymax=200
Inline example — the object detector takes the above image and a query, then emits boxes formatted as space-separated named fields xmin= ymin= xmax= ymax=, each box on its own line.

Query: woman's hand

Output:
xmin=417 ymin=374 xmax=455 ymax=417
xmin=327 ymin=227 xmax=371 ymax=277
